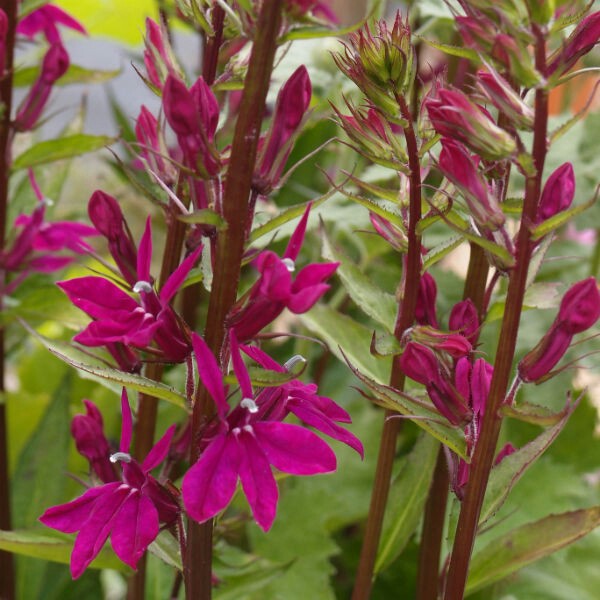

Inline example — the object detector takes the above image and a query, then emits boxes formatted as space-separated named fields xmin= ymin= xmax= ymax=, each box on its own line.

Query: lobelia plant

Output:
xmin=0 ymin=0 xmax=599 ymax=599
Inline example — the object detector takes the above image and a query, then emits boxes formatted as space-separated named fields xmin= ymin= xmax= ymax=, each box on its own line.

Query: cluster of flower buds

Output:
xmin=518 ymin=278 xmax=600 ymax=383
xmin=333 ymin=13 xmax=414 ymax=116
xmin=40 ymin=391 xmax=180 ymax=578
xmin=333 ymin=101 xmax=408 ymax=169
xmin=14 ymin=4 xmax=87 ymax=130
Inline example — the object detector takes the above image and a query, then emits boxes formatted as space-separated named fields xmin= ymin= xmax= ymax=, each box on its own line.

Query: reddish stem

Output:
xmin=0 ymin=1 xmax=18 ymax=597
xmin=443 ymin=32 xmax=549 ymax=599
xmin=352 ymin=93 xmax=422 ymax=599
xmin=184 ymin=3 xmax=283 ymax=598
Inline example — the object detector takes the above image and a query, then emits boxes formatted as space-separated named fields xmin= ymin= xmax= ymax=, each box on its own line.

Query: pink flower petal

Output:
xmin=182 ymin=433 xmax=240 ymax=523
xmin=110 ymin=492 xmax=159 ymax=570
xmin=253 ymin=421 xmax=337 ymax=475
xmin=160 ymin=245 xmax=202 ymax=304
xmin=136 ymin=217 xmax=153 ymax=283
xmin=120 ymin=389 xmax=133 ymax=453
xmin=237 ymin=429 xmax=278 ymax=532
xmin=142 ymin=425 xmax=176 ymax=472
xmin=191 ymin=333 xmax=228 ymax=417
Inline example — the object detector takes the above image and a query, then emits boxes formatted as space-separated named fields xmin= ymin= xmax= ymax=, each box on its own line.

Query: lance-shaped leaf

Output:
xmin=301 ymin=304 xmax=391 ymax=384
xmin=480 ymin=399 xmax=577 ymax=526
xmin=375 ymin=433 xmax=439 ymax=574
xmin=12 ymin=135 xmax=116 ymax=170
xmin=530 ymin=196 xmax=597 ymax=241
xmin=27 ymin=326 xmax=187 ymax=409
xmin=466 ymin=507 xmax=600 ymax=595
xmin=321 ymin=229 xmax=397 ymax=333
xmin=177 ymin=208 xmax=227 ymax=229
xmin=249 ymin=192 xmax=334 ymax=244
xmin=0 ymin=529 xmax=128 ymax=572
xmin=345 ymin=356 xmax=467 ymax=458
xmin=13 ymin=64 xmax=120 ymax=87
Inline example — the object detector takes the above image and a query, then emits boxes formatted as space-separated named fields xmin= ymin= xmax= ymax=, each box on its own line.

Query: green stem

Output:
xmin=352 ymin=93 xmax=422 ymax=599
xmin=443 ymin=32 xmax=549 ymax=600
xmin=184 ymin=3 xmax=283 ymax=598
xmin=0 ymin=1 xmax=18 ymax=597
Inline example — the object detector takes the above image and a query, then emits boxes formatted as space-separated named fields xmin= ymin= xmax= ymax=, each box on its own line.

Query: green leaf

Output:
xmin=480 ymin=400 xmax=576 ymax=526
xmin=530 ymin=197 xmax=596 ymax=241
xmin=423 ymin=235 xmax=464 ymax=271
xmin=342 ymin=172 xmax=401 ymax=203
xmin=249 ymin=193 xmax=334 ymax=244
xmin=301 ymin=304 xmax=391 ymax=384
xmin=420 ymin=38 xmax=479 ymax=62
xmin=13 ymin=64 xmax=120 ymax=87
xmin=338 ymin=190 xmax=406 ymax=229
xmin=12 ymin=135 xmax=116 ymax=171
xmin=501 ymin=400 xmax=571 ymax=426
xmin=376 ymin=434 xmax=439 ymax=573
xmin=466 ymin=507 xmax=600 ymax=595
xmin=346 ymin=360 xmax=467 ymax=458
xmin=12 ymin=373 xmax=73 ymax=598
xmin=223 ymin=365 xmax=301 ymax=388
xmin=0 ymin=529 xmax=129 ymax=573
xmin=178 ymin=208 xmax=228 ymax=229
xmin=321 ymin=230 xmax=397 ymax=333
xmin=28 ymin=328 xmax=188 ymax=410
xmin=148 ymin=531 xmax=182 ymax=571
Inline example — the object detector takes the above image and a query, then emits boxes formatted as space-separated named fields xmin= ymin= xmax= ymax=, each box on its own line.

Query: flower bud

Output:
xmin=476 ymin=69 xmax=534 ymax=130
xmin=548 ymin=11 xmax=600 ymax=77
xmin=415 ymin=272 xmax=438 ymax=328
xmin=491 ymin=33 xmax=541 ymax=87
xmin=470 ymin=358 xmax=493 ymax=416
xmin=449 ymin=299 xmax=480 ymax=344
xmin=370 ymin=213 xmax=408 ymax=252
xmin=14 ymin=43 xmax=69 ymax=131
xmin=427 ymin=379 xmax=472 ymax=426
xmin=408 ymin=326 xmax=472 ymax=359
xmin=557 ymin=277 xmax=600 ymax=334
xmin=525 ymin=0 xmax=555 ymax=24
xmin=426 ymin=89 xmax=517 ymax=160
xmin=255 ymin=66 xmax=312 ymax=192
xmin=518 ymin=322 xmax=573 ymax=383
xmin=494 ymin=442 xmax=517 ymax=465
xmin=143 ymin=18 xmax=182 ymax=90
xmin=537 ymin=163 xmax=575 ymax=222
xmin=399 ymin=342 xmax=439 ymax=386
xmin=439 ymin=139 xmax=505 ymax=230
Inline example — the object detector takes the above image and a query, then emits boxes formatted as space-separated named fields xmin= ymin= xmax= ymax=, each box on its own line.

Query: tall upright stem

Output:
xmin=352 ymin=94 xmax=422 ymax=599
xmin=443 ymin=33 xmax=549 ymax=600
xmin=184 ymin=3 xmax=283 ymax=598
xmin=0 ymin=2 xmax=18 ymax=598
xmin=416 ymin=243 xmax=489 ymax=600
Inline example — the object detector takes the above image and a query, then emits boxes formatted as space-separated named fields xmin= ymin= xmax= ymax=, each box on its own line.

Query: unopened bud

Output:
xmin=399 ymin=342 xmax=439 ymax=386
xmin=537 ymin=163 xmax=575 ymax=222
xmin=557 ymin=277 xmax=600 ymax=334
xmin=449 ymin=299 xmax=480 ymax=344
xmin=415 ymin=272 xmax=438 ymax=328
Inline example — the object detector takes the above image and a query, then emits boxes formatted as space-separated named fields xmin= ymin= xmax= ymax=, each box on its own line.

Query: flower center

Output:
xmin=284 ymin=354 xmax=306 ymax=372
xmin=133 ymin=280 xmax=153 ymax=294
xmin=281 ymin=257 xmax=295 ymax=273
xmin=110 ymin=452 xmax=132 ymax=464
xmin=240 ymin=397 xmax=259 ymax=413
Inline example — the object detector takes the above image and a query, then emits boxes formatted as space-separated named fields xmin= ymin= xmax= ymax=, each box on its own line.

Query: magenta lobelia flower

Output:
xmin=40 ymin=391 xmax=179 ymax=578
xmin=59 ymin=217 xmax=201 ymax=361
xmin=182 ymin=331 xmax=352 ymax=531
xmin=228 ymin=204 xmax=339 ymax=342
xmin=17 ymin=3 xmax=86 ymax=44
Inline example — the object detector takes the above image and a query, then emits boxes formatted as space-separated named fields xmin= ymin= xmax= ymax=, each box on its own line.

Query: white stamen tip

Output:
xmin=110 ymin=452 xmax=132 ymax=464
xmin=284 ymin=354 xmax=306 ymax=371
xmin=240 ymin=397 xmax=259 ymax=413
xmin=41 ymin=197 xmax=54 ymax=207
xmin=282 ymin=257 xmax=295 ymax=272
xmin=133 ymin=280 xmax=153 ymax=294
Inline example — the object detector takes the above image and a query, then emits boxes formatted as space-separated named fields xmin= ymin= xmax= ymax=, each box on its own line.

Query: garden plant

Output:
xmin=0 ymin=0 xmax=600 ymax=598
